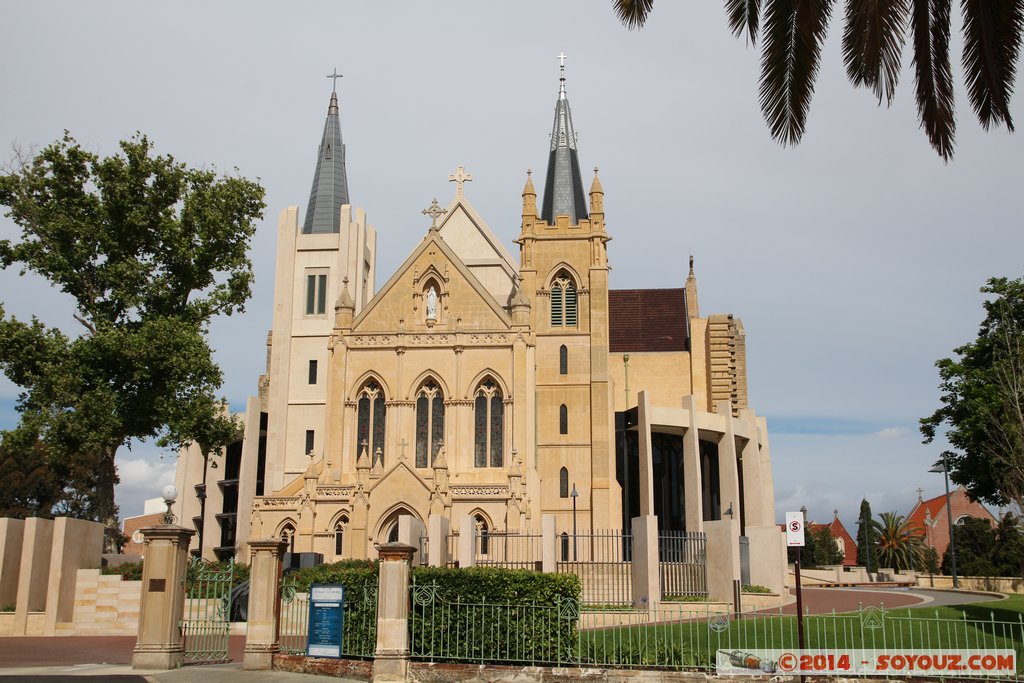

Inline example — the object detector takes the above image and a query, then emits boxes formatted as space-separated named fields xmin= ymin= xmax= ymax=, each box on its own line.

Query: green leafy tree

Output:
xmin=812 ymin=525 xmax=845 ymax=566
xmin=993 ymin=512 xmax=1024 ymax=577
xmin=788 ymin=520 xmax=818 ymax=566
xmin=613 ymin=2 xmax=1021 ymax=160
xmin=921 ymin=277 xmax=1024 ymax=510
xmin=873 ymin=511 xmax=925 ymax=571
xmin=0 ymin=434 xmax=59 ymax=518
xmin=916 ymin=546 xmax=940 ymax=574
xmin=944 ymin=516 xmax=998 ymax=575
xmin=0 ymin=133 xmax=265 ymax=543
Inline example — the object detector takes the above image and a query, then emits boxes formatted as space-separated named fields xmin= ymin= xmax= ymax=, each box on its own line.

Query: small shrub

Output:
xmin=1 ymin=604 xmax=14 ymax=612
xmin=102 ymin=561 xmax=143 ymax=581
xmin=741 ymin=584 xmax=773 ymax=594
xmin=663 ymin=594 xmax=710 ymax=602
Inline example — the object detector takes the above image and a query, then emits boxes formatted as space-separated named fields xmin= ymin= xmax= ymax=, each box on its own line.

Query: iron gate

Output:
xmin=180 ymin=557 xmax=235 ymax=663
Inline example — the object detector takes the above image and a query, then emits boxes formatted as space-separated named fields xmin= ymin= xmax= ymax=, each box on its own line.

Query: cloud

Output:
xmin=115 ymin=451 xmax=176 ymax=520
xmin=872 ymin=427 xmax=910 ymax=439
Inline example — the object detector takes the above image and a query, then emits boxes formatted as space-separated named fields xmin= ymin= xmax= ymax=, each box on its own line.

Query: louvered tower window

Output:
xmin=550 ymin=271 xmax=577 ymax=327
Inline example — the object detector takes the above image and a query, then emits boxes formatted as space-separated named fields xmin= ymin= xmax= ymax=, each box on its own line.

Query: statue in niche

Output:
xmin=426 ymin=285 xmax=438 ymax=320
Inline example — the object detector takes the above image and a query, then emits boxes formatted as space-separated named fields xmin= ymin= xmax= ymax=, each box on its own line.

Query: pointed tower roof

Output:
xmin=302 ymin=80 xmax=350 ymax=234
xmin=540 ymin=53 xmax=588 ymax=224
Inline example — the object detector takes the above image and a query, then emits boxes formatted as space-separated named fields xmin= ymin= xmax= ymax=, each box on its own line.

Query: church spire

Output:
xmin=302 ymin=74 xmax=350 ymax=234
xmin=540 ymin=53 xmax=588 ymax=224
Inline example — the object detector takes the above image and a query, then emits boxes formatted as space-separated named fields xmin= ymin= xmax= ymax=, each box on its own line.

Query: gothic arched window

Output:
xmin=559 ymin=467 xmax=569 ymax=498
xmin=280 ymin=523 xmax=296 ymax=555
xmin=357 ymin=380 xmax=387 ymax=467
xmin=560 ymin=532 xmax=570 ymax=562
xmin=550 ymin=271 xmax=578 ymax=327
xmin=474 ymin=379 xmax=504 ymax=468
xmin=559 ymin=404 xmax=568 ymax=435
xmin=334 ymin=516 xmax=348 ymax=556
xmin=415 ymin=379 xmax=445 ymax=468
xmin=559 ymin=345 xmax=568 ymax=375
xmin=475 ymin=514 xmax=490 ymax=556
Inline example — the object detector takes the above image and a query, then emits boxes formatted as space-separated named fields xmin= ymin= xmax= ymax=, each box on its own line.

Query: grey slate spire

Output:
xmin=540 ymin=54 xmax=588 ymax=224
xmin=302 ymin=87 xmax=350 ymax=234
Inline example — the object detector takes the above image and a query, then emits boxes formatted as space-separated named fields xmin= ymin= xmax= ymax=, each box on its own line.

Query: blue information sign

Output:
xmin=307 ymin=583 xmax=345 ymax=658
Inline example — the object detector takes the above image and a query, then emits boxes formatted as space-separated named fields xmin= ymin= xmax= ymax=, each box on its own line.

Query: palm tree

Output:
xmin=613 ymin=1 xmax=1022 ymax=161
xmin=873 ymin=511 xmax=926 ymax=571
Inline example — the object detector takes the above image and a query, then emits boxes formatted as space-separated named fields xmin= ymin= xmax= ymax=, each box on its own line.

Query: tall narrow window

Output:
xmin=559 ymin=345 xmax=568 ymax=375
xmin=550 ymin=271 xmax=577 ymax=327
xmin=308 ymin=359 xmax=318 ymax=385
xmin=356 ymin=380 xmax=386 ymax=467
xmin=475 ymin=514 xmax=490 ymax=556
xmin=281 ymin=524 xmax=296 ymax=554
xmin=415 ymin=380 xmax=444 ymax=468
xmin=559 ymin=404 xmax=568 ymax=435
xmin=560 ymin=532 xmax=570 ymax=562
xmin=559 ymin=467 xmax=569 ymax=498
xmin=334 ymin=517 xmax=348 ymax=556
xmin=305 ymin=429 xmax=315 ymax=455
xmin=473 ymin=379 xmax=504 ymax=467
xmin=305 ymin=272 xmax=328 ymax=315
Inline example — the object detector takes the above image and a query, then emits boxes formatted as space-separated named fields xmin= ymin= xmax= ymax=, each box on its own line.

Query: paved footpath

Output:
xmin=775 ymin=586 xmax=1004 ymax=615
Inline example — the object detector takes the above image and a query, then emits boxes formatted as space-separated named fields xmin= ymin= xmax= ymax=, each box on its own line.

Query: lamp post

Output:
xmin=570 ymin=483 xmax=579 ymax=561
xmin=929 ymin=453 xmax=959 ymax=589
xmin=161 ymin=485 xmax=178 ymax=525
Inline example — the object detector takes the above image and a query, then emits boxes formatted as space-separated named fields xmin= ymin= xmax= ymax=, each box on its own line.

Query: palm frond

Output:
xmin=961 ymin=0 xmax=1023 ymax=132
xmin=911 ymin=0 xmax=956 ymax=160
xmin=614 ymin=0 xmax=655 ymax=30
xmin=726 ymin=0 xmax=763 ymax=45
xmin=759 ymin=0 xmax=836 ymax=146
xmin=842 ymin=0 xmax=910 ymax=105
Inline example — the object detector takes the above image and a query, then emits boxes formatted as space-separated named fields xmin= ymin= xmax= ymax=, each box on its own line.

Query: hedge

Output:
xmin=287 ymin=559 xmax=379 ymax=657
xmin=408 ymin=566 xmax=581 ymax=664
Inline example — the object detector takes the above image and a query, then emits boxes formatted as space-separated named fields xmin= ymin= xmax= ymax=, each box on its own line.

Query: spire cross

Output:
xmin=557 ymin=51 xmax=568 ymax=68
xmin=448 ymin=166 xmax=474 ymax=198
xmin=557 ymin=51 xmax=567 ymax=99
xmin=422 ymin=198 xmax=448 ymax=229
xmin=327 ymin=68 xmax=343 ymax=92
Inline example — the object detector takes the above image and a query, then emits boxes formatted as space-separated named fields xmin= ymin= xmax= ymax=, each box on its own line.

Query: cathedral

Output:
xmin=174 ymin=63 xmax=783 ymax=591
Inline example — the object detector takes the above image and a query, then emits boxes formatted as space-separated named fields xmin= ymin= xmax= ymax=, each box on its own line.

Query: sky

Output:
xmin=0 ymin=2 xmax=1020 ymax=530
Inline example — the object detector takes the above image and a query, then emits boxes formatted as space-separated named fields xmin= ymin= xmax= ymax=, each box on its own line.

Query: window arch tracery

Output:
xmin=415 ymin=379 xmax=445 ymax=467
xmin=357 ymin=380 xmax=386 ymax=467
xmin=474 ymin=378 xmax=504 ymax=468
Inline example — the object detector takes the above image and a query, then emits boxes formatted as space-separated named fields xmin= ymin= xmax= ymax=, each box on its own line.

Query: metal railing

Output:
xmin=658 ymin=530 xmax=707 ymax=599
xmin=278 ymin=576 xmax=379 ymax=658
xmin=407 ymin=590 xmax=1024 ymax=679
xmin=180 ymin=557 xmax=234 ymax=663
xmin=476 ymin=530 xmax=543 ymax=570
xmin=556 ymin=529 xmax=633 ymax=607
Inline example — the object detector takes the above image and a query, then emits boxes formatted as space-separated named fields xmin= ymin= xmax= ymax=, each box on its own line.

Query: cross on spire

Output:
xmin=327 ymin=68 xmax=343 ymax=92
xmin=557 ymin=51 xmax=567 ymax=99
xmin=422 ymin=198 xmax=448 ymax=229
xmin=448 ymin=166 xmax=473 ymax=198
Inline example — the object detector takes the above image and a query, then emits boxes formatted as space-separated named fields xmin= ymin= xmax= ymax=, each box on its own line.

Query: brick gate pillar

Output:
xmin=132 ymin=525 xmax=194 ymax=669
xmin=243 ymin=538 xmax=289 ymax=670
xmin=373 ymin=542 xmax=416 ymax=681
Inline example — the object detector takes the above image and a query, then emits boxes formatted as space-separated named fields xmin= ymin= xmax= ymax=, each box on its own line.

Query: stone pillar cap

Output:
xmin=376 ymin=542 xmax=417 ymax=561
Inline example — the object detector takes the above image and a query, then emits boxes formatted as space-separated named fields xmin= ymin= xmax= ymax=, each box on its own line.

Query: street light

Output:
xmin=570 ymin=483 xmax=579 ymax=561
xmin=929 ymin=453 xmax=959 ymax=589
xmin=161 ymin=484 xmax=178 ymax=525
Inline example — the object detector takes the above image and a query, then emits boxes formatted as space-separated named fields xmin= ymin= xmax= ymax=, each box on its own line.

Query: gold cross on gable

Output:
xmin=448 ymin=166 xmax=473 ymax=198
xmin=422 ymin=198 xmax=448 ymax=229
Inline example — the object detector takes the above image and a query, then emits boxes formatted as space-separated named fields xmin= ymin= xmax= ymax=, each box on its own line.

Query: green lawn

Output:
xmin=576 ymin=594 xmax=1024 ymax=671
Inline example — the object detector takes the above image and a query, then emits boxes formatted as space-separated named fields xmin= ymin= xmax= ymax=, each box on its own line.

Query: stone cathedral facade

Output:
xmin=174 ymin=66 xmax=785 ymax=592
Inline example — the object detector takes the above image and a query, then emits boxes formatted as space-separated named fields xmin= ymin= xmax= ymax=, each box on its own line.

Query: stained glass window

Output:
xmin=472 ymin=379 xmax=504 ymax=468
xmin=415 ymin=380 xmax=444 ymax=467
xmin=357 ymin=381 xmax=386 ymax=464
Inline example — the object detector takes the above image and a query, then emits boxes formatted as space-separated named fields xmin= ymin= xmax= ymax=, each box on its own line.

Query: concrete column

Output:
xmin=704 ymin=518 xmax=741 ymax=604
xmin=243 ymin=538 xmax=289 ymax=670
xmin=715 ymin=401 xmax=741 ymax=528
xmin=14 ymin=517 xmax=53 ymax=635
xmin=682 ymin=395 xmax=704 ymax=533
xmin=541 ymin=514 xmax=556 ymax=573
xmin=745 ymin=526 xmax=787 ymax=595
xmin=426 ymin=515 xmax=449 ymax=567
xmin=45 ymin=517 xmax=103 ymax=635
xmin=636 ymin=391 xmax=655 ymax=517
xmin=0 ymin=519 xmax=25 ymax=613
xmin=630 ymin=515 xmax=660 ymax=609
xmin=132 ymin=525 xmax=195 ymax=669
xmin=397 ymin=515 xmax=426 ymax=566
xmin=457 ymin=515 xmax=476 ymax=568
xmin=373 ymin=543 xmax=415 ymax=681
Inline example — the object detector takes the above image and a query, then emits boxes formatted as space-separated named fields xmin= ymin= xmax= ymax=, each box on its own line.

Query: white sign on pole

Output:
xmin=785 ymin=511 xmax=805 ymax=547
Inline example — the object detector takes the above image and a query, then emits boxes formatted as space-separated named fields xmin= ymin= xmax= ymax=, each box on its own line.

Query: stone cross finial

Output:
xmin=448 ymin=166 xmax=473 ymax=198
xmin=422 ymin=198 xmax=448 ymax=229
xmin=327 ymin=68 xmax=343 ymax=92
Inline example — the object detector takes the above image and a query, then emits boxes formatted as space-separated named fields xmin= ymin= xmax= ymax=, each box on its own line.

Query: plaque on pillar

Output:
xmin=307 ymin=583 xmax=345 ymax=658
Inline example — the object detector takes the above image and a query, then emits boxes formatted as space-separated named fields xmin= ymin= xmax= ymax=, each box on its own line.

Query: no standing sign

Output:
xmin=786 ymin=511 xmax=805 ymax=547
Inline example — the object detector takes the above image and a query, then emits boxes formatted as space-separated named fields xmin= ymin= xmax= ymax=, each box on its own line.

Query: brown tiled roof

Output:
xmin=609 ymin=288 xmax=689 ymax=353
